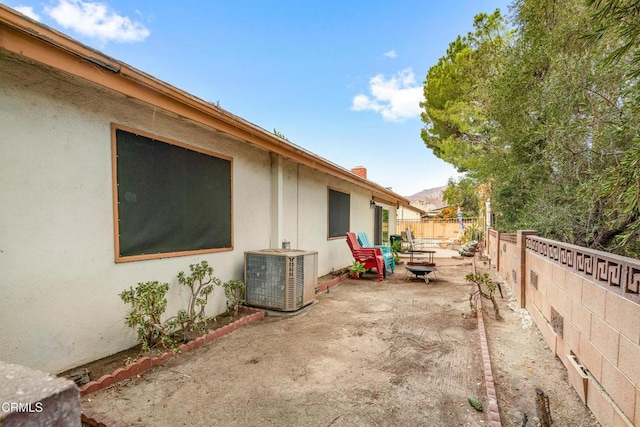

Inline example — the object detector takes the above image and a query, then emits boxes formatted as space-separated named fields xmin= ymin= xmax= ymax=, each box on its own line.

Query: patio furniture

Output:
xmin=346 ymin=232 xmax=386 ymax=281
xmin=405 ymin=228 xmax=423 ymax=251
xmin=408 ymin=250 xmax=435 ymax=264
xmin=405 ymin=228 xmax=436 ymax=266
xmin=356 ymin=232 xmax=395 ymax=273
xmin=405 ymin=264 xmax=437 ymax=283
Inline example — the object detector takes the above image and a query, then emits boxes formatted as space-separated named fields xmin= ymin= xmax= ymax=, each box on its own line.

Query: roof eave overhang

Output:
xmin=0 ymin=5 xmax=409 ymax=206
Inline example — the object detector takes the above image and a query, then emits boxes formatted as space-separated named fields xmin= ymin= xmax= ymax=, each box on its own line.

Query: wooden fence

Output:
xmin=396 ymin=217 xmax=483 ymax=240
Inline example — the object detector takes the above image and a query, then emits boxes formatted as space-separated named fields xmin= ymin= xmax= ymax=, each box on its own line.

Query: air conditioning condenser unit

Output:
xmin=244 ymin=249 xmax=317 ymax=311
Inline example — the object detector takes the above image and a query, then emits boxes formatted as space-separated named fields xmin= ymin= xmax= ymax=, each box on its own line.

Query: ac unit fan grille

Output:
xmin=245 ymin=254 xmax=304 ymax=310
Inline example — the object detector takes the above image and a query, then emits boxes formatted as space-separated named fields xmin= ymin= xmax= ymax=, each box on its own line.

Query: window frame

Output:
xmin=327 ymin=187 xmax=350 ymax=239
xmin=111 ymin=124 xmax=234 ymax=262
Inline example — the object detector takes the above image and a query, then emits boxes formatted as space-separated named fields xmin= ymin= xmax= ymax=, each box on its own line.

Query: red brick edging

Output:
xmin=79 ymin=307 xmax=265 ymax=397
xmin=315 ymin=273 xmax=349 ymax=293
xmin=80 ymin=274 xmax=346 ymax=406
xmin=476 ymin=295 xmax=502 ymax=426
xmin=317 ymin=267 xmax=502 ymax=427
xmin=316 ymin=259 xmax=502 ymax=424
xmin=80 ymin=307 xmax=265 ymax=426
xmin=471 ymin=255 xmax=502 ymax=426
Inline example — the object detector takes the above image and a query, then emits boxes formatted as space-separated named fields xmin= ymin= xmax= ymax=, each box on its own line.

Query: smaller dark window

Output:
xmin=328 ymin=188 xmax=350 ymax=238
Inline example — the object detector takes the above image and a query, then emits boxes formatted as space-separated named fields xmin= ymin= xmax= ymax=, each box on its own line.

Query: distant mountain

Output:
xmin=405 ymin=186 xmax=447 ymax=212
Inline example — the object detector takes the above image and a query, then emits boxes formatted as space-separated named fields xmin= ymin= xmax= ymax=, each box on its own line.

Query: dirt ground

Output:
xmin=81 ymin=257 xmax=599 ymax=426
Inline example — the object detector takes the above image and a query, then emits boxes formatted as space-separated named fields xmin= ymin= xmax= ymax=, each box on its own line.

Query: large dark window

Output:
xmin=328 ymin=188 xmax=350 ymax=238
xmin=113 ymin=127 xmax=232 ymax=261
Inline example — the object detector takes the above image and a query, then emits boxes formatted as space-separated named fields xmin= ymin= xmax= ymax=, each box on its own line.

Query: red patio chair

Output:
xmin=346 ymin=232 xmax=386 ymax=281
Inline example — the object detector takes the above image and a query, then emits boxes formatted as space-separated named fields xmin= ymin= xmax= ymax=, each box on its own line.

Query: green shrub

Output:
xmin=223 ymin=279 xmax=246 ymax=316
xmin=176 ymin=261 xmax=220 ymax=334
xmin=119 ymin=281 xmax=178 ymax=351
xmin=120 ymin=261 xmax=228 ymax=351
xmin=348 ymin=260 xmax=367 ymax=278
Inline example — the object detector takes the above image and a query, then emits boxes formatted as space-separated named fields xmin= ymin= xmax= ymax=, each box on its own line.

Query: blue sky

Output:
xmin=5 ymin=0 xmax=512 ymax=196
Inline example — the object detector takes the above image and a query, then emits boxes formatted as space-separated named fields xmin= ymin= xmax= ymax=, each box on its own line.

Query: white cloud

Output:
xmin=44 ymin=0 xmax=150 ymax=43
xmin=383 ymin=50 xmax=397 ymax=58
xmin=13 ymin=6 xmax=41 ymax=20
xmin=351 ymin=68 xmax=423 ymax=122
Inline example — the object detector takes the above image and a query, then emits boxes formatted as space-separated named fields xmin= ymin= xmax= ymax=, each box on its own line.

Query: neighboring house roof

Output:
xmin=401 ymin=204 xmax=426 ymax=215
xmin=422 ymin=206 xmax=448 ymax=217
xmin=0 ymin=5 xmax=409 ymax=207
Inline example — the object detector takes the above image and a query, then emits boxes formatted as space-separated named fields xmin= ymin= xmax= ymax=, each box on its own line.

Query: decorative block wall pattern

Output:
xmin=526 ymin=236 xmax=640 ymax=304
xmin=487 ymin=229 xmax=640 ymax=426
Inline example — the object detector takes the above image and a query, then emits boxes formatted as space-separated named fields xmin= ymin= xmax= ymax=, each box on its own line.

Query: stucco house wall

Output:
xmin=397 ymin=204 xmax=423 ymax=221
xmin=0 ymin=6 xmax=406 ymax=374
xmin=0 ymin=54 xmax=268 ymax=373
xmin=279 ymin=158 xmax=382 ymax=274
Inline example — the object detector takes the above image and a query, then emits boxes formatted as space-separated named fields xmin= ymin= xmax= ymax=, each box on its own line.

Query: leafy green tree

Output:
xmin=585 ymin=0 xmax=640 ymax=78
xmin=583 ymin=0 xmax=640 ymax=254
xmin=420 ymin=9 xmax=510 ymax=172
xmin=496 ymin=0 xmax=639 ymax=253
xmin=421 ymin=0 xmax=640 ymax=256
xmin=442 ymin=177 xmax=481 ymax=216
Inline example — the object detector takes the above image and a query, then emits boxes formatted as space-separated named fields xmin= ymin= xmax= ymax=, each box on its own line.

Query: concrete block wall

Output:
xmin=486 ymin=230 xmax=533 ymax=309
xmin=0 ymin=361 xmax=80 ymax=426
xmin=529 ymin=256 xmax=638 ymax=425
xmin=498 ymin=240 xmax=519 ymax=297
xmin=490 ymin=231 xmax=640 ymax=427
xmin=486 ymin=229 xmax=500 ymax=271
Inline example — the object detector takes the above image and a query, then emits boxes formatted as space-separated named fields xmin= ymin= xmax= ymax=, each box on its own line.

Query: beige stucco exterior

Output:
xmin=0 ymin=5 xmax=407 ymax=374
xmin=398 ymin=204 xmax=424 ymax=221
